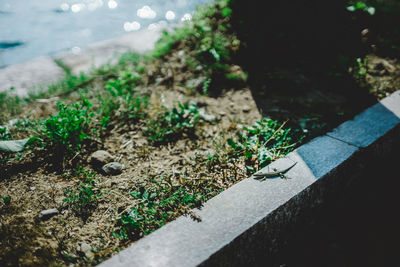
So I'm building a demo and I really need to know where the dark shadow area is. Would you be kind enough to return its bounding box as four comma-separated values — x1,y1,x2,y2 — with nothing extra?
228,0,400,137
267,146,400,267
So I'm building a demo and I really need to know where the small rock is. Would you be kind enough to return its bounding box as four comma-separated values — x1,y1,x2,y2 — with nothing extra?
8,118,19,127
186,77,206,90
39,208,59,220
79,242,94,259
119,185,126,190
177,50,185,57
219,111,226,116
30,186,36,191
90,150,114,167
102,162,124,175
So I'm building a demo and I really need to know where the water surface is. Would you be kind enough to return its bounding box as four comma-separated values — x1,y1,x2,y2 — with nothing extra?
0,0,210,68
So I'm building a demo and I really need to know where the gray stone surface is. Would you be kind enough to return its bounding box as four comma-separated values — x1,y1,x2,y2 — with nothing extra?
102,162,124,175
55,28,161,74
0,57,64,97
78,242,94,259
380,90,400,118
90,150,114,167
38,208,59,220
327,92,400,148
296,135,358,179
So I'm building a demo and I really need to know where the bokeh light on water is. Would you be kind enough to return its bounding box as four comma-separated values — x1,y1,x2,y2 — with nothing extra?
0,0,211,68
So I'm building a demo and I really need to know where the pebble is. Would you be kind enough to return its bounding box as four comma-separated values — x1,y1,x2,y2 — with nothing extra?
30,186,36,191
78,242,94,259
102,162,124,175
177,50,185,57
90,150,114,167
186,77,206,90
39,208,59,220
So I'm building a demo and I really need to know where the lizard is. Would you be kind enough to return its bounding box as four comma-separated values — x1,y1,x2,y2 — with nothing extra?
253,162,297,180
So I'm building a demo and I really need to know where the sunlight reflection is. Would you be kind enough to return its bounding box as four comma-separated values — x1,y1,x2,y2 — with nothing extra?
108,0,117,9
87,0,103,11
71,3,85,13
137,5,157,19
123,21,141,31
60,3,69,12
165,10,175,20
181,13,192,21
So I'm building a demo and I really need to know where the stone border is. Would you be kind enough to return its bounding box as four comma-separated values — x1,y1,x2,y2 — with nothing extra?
99,90,400,267
0,29,161,97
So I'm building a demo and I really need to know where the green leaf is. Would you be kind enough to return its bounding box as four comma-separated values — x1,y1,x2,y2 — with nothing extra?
221,7,232,17
227,138,239,149
209,48,220,61
0,137,39,153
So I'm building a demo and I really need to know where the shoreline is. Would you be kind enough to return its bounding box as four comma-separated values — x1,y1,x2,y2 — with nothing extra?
0,28,162,97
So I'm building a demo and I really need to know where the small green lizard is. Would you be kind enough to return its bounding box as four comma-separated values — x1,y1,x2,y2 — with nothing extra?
253,162,297,180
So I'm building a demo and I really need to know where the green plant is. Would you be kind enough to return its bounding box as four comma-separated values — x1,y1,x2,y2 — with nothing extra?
114,183,203,241
31,71,93,100
0,91,23,124
99,69,147,124
144,103,201,144
63,170,100,214
355,57,368,76
105,70,141,97
347,1,376,15
150,0,238,94
42,98,94,155
2,196,11,204
0,126,11,140
152,27,194,58
227,119,298,173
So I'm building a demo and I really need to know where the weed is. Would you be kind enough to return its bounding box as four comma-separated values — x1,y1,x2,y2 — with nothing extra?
32,71,93,99
99,69,147,125
144,103,201,145
227,119,298,173
1,196,11,204
152,27,194,58
0,126,11,140
355,57,368,77
114,183,204,241
150,0,238,94
63,170,100,215
347,1,375,15
105,70,141,96
42,98,94,155
0,92,23,124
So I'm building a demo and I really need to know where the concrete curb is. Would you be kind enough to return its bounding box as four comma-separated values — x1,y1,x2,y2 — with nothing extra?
0,29,161,97
99,90,400,267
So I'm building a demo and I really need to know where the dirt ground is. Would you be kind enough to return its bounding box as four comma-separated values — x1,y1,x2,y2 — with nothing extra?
1,41,399,266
